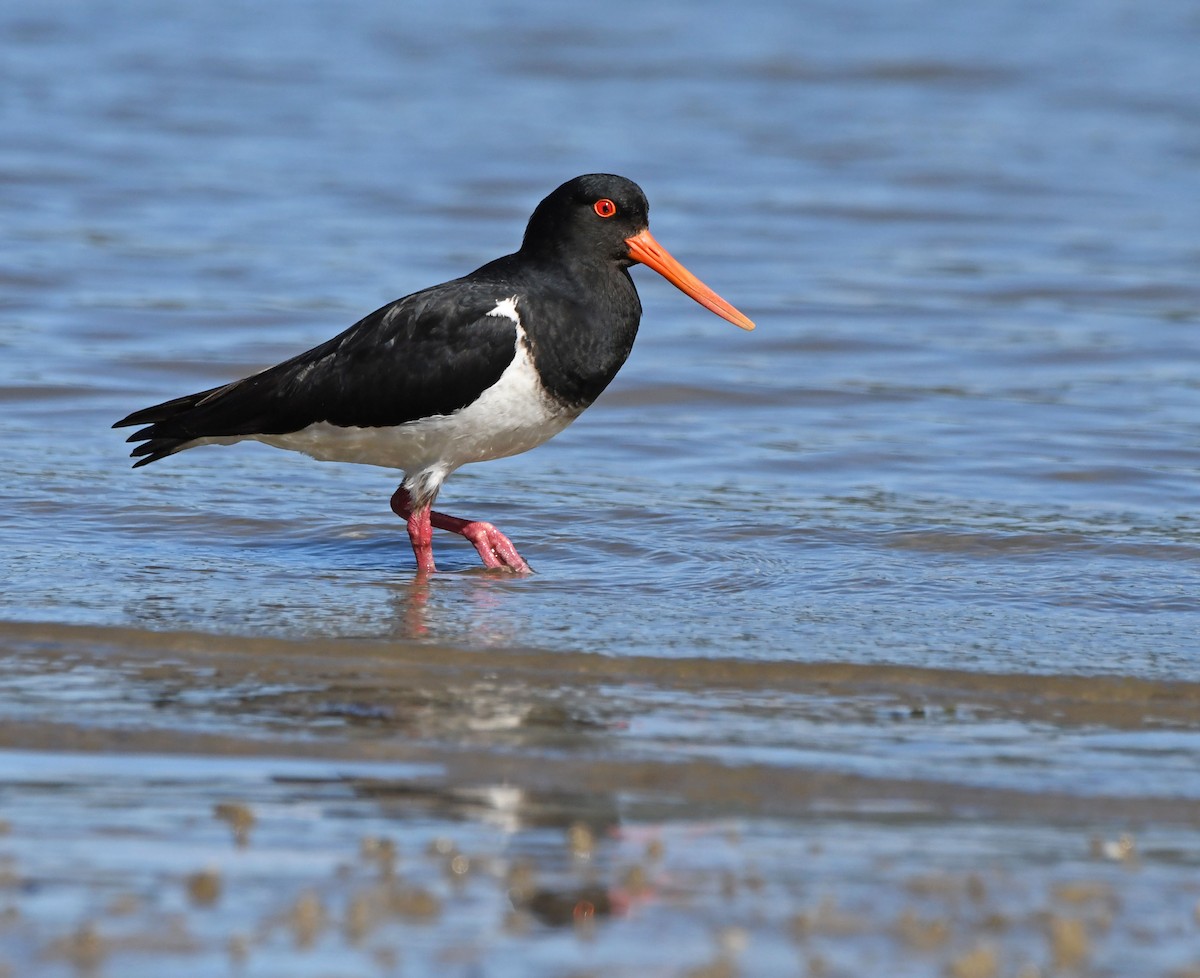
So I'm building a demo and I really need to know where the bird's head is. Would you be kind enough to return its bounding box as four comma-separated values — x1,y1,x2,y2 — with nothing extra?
522,174,754,331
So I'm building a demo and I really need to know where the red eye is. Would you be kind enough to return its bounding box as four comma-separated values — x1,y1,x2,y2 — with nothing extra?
593,198,617,218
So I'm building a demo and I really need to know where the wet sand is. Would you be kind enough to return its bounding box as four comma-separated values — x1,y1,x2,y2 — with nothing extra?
3,621,1200,977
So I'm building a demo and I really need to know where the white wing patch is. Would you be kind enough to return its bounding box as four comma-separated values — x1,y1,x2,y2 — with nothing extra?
487,296,521,324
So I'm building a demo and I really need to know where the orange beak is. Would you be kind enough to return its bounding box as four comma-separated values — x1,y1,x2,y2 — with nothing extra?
625,228,755,331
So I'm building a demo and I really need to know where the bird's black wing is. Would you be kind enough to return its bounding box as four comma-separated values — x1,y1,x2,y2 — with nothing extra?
114,278,522,467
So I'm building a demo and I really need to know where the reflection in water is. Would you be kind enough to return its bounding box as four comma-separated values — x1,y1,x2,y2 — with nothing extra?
384,572,525,646
348,777,622,841
394,574,432,639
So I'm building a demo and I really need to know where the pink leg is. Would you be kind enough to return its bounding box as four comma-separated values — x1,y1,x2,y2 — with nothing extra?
389,487,532,574
391,492,437,575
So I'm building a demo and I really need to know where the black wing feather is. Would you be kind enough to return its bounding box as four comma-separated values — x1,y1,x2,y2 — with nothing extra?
114,276,522,467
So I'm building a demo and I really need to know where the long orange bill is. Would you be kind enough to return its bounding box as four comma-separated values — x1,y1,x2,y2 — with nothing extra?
625,228,755,331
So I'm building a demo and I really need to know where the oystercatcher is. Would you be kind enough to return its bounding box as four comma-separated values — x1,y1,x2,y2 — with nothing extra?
115,174,754,574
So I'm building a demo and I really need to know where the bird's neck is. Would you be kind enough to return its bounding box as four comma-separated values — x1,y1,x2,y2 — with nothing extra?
519,259,642,411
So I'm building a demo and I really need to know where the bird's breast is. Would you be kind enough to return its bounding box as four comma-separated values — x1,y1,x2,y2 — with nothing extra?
518,272,641,410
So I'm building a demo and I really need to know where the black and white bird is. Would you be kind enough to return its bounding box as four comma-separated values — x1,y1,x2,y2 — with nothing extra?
115,174,754,574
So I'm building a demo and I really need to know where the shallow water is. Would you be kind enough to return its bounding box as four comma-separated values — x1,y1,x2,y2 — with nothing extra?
3,0,1200,975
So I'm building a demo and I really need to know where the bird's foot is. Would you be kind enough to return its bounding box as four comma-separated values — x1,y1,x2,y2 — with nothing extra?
390,486,531,574
455,520,532,574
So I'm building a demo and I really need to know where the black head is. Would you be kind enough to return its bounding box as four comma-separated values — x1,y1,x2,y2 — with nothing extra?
521,174,650,265
520,174,755,331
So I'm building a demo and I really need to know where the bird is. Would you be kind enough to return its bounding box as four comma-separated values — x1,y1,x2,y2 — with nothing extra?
114,173,754,575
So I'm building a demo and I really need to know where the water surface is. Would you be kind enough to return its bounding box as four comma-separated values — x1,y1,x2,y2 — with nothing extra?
2,0,1199,974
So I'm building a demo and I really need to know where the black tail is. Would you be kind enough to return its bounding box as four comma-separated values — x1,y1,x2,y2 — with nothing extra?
113,384,232,467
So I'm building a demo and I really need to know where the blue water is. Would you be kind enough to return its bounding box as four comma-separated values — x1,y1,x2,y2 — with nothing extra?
2,1,1200,975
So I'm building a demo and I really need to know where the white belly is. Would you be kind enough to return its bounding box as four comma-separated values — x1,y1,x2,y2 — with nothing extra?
250,379,575,473
227,310,575,476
